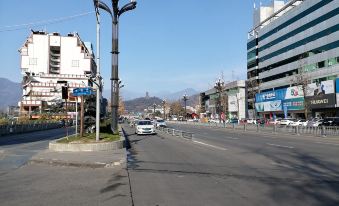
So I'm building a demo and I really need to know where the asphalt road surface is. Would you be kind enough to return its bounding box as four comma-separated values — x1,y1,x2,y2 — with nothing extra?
124,123,339,206
0,127,73,175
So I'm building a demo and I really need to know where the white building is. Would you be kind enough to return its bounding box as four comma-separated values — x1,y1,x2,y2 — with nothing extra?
18,31,96,116
201,80,247,120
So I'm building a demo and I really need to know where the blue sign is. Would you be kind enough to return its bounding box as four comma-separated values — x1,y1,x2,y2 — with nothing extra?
255,88,287,103
336,78,339,93
73,87,93,96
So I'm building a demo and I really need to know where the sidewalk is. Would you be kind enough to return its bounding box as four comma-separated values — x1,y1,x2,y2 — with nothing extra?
29,148,127,168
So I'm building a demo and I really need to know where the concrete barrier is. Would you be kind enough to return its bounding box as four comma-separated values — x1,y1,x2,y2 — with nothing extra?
49,131,125,152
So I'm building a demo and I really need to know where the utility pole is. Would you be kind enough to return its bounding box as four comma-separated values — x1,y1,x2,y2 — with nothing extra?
214,78,224,123
162,99,166,120
94,0,101,141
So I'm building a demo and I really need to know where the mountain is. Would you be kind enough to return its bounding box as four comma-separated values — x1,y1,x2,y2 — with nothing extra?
0,78,21,111
156,88,199,101
124,96,163,113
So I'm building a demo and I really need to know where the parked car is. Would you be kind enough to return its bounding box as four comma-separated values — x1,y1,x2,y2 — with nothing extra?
135,120,156,135
156,119,167,128
307,119,324,127
209,119,220,123
290,119,305,127
322,117,339,126
280,118,296,126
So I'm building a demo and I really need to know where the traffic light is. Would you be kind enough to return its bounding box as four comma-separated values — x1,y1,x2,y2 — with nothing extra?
62,86,68,99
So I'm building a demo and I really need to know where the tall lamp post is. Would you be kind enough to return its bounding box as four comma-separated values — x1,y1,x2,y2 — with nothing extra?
94,0,137,134
182,94,189,120
214,78,224,123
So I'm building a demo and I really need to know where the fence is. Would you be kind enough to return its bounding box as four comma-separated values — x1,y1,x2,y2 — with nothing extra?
0,121,61,136
157,127,194,140
169,121,339,137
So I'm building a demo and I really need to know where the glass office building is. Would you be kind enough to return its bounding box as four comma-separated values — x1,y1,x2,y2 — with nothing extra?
247,0,339,118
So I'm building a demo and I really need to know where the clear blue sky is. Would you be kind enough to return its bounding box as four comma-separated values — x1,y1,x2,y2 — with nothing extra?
0,0,255,97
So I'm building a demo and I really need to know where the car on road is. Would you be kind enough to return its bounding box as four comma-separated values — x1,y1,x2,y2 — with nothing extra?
155,119,167,128
268,118,281,125
290,119,306,127
322,117,339,126
280,118,295,126
307,119,324,127
135,120,156,135
229,118,239,124
246,119,257,124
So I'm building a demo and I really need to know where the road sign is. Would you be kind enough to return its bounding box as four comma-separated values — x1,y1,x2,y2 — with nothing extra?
73,87,93,96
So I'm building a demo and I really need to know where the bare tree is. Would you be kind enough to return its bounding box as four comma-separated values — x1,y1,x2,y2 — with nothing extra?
246,79,260,119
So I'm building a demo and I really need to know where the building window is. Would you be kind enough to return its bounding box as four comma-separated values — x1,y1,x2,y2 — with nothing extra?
72,60,79,67
29,58,37,65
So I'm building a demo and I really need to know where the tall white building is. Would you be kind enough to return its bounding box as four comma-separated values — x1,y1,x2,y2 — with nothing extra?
18,31,97,116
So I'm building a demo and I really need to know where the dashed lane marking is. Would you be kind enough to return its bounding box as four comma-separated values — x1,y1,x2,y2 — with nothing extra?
193,140,227,151
315,142,339,146
266,143,294,149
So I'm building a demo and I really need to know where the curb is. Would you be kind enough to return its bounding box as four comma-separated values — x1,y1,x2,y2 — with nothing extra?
28,158,125,169
49,134,125,152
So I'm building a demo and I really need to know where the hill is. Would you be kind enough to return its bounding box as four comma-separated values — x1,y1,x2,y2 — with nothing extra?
124,96,163,113
0,78,21,111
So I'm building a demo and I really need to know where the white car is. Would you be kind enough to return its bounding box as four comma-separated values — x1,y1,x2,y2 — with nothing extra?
280,118,296,126
290,120,305,127
135,120,156,135
156,119,167,128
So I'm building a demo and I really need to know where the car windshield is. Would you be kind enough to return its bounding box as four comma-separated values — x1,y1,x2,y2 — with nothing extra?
138,121,152,125
157,120,164,123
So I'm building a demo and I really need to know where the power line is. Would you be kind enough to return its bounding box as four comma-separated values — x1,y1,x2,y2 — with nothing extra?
0,11,95,33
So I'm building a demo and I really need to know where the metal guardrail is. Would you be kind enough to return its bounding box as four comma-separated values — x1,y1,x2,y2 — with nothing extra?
156,127,194,140
169,121,339,137
0,122,61,136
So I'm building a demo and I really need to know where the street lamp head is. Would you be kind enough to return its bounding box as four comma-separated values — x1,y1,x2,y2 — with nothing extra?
97,0,113,17
118,1,137,16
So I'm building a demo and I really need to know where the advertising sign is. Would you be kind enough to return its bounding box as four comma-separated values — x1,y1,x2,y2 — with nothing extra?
336,78,339,107
306,94,336,109
282,98,304,110
228,95,238,112
255,100,282,112
306,80,334,96
285,86,304,99
255,88,286,103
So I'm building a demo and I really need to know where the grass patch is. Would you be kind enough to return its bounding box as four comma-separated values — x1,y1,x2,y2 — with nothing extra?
57,132,120,143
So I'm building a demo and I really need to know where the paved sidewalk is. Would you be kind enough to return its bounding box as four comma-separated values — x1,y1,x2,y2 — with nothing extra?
29,148,127,168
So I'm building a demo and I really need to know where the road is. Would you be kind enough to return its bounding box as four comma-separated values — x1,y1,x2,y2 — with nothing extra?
0,127,73,175
124,123,339,206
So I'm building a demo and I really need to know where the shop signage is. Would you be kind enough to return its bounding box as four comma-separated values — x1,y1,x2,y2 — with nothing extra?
285,86,304,99
282,97,304,110
255,89,286,103
306,94,336,109
336,78,339,107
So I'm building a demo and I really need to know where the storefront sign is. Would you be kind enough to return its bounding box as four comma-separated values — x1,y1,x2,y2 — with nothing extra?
282,98,304,110
306,94,336,109
255,89,286,103
336,78,339,107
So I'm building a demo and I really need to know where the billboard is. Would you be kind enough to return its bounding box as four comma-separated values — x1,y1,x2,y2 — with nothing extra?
228,95,238,112
255,100,282,112
306,80,334,96
285,86,304,99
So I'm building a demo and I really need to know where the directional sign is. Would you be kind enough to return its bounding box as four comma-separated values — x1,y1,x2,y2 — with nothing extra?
73,87,93,96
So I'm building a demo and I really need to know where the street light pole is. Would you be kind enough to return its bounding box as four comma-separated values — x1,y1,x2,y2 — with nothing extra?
153,103,156,117
182,94,189,120
93,0,101,141
94,0,137,134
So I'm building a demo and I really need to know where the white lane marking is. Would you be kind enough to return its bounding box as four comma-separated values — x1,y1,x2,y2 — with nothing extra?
225,136,239,140
266,143,294,149
193,140,227,151
315,142,339,146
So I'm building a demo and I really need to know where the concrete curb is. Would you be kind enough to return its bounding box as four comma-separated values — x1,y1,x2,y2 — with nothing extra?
28,158,125,169
49,135,125,152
